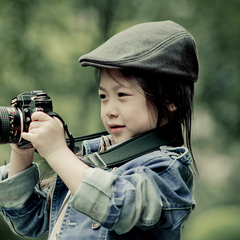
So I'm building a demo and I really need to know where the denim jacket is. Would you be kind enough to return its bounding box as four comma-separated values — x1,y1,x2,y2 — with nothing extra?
0,136,195,240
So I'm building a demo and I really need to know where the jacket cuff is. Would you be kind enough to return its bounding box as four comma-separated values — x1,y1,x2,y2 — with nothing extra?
0,163,39,208
70,167,116,223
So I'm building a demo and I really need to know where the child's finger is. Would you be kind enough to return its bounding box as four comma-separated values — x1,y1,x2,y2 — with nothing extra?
53,117,63,127
31,111,52,122
21,132,32,142
28,121,42,130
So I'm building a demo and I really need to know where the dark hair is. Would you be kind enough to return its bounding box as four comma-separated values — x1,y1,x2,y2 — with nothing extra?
98,68,198,175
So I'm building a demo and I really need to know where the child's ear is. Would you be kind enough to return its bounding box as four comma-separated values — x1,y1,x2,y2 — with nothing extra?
167,103,177,112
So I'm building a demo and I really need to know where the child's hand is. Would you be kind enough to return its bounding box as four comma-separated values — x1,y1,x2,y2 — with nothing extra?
10,143,35,165
21,111,68,159
10,143,35,156
9,144,35,177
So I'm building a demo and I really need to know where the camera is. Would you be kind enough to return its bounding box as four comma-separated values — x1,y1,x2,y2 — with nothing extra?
0,90,53,146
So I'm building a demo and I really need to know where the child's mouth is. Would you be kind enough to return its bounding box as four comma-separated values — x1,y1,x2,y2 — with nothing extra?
109,125,125,134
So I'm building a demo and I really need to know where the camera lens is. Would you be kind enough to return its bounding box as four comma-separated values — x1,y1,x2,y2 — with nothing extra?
0,107,23,144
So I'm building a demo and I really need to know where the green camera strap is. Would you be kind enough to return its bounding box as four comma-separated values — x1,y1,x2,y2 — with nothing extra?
78,124,178,169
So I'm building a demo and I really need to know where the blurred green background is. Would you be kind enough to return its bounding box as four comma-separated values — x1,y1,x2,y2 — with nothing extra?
0,0,240,239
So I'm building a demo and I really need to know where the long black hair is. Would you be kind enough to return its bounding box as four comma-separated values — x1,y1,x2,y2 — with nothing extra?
96,68,198,175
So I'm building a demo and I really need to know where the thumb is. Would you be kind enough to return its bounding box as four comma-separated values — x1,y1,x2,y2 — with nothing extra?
21,132,32,142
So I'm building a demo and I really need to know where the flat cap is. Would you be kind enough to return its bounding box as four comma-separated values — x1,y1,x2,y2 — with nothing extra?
79,20,199,82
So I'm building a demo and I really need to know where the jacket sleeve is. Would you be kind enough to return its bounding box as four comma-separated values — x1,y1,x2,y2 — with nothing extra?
0,164,39,208
70,167,163,234
0,163,49,238
70,147,195,235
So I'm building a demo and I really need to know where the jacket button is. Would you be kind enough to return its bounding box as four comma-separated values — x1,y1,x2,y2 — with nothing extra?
92,222,100,229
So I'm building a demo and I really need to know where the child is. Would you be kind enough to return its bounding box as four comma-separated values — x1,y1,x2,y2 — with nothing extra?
0,20,199,240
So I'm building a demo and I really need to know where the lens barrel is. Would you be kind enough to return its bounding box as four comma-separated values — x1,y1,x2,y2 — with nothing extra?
0,107,10,143
0,107,23,144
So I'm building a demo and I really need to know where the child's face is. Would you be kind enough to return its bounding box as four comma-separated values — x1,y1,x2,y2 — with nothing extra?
99,69,158,144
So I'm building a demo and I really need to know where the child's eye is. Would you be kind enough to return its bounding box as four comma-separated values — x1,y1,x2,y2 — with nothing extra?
99,94,106,99
118,92,128,97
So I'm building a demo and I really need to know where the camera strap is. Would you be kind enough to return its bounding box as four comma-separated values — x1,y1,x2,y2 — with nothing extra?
48,112,179,168
78,124,178,169
47,111,75,152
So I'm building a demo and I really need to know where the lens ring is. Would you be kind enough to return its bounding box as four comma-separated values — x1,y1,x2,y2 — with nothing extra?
18,108,23,143
0,107,10,144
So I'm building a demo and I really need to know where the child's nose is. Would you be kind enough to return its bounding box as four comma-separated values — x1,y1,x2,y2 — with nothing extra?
106,102,119,118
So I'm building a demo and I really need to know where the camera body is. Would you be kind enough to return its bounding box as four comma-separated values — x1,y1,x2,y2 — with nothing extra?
0,90,52,145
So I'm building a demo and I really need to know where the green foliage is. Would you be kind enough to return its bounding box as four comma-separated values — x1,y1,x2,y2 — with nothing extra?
183,206,240,240
0,0,239,239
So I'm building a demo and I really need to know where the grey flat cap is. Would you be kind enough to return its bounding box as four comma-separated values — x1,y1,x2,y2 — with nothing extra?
79,20,199,82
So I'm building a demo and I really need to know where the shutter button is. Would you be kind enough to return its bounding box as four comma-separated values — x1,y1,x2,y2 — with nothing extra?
92,222,100,229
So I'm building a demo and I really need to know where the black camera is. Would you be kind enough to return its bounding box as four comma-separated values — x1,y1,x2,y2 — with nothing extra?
0,90,53,146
